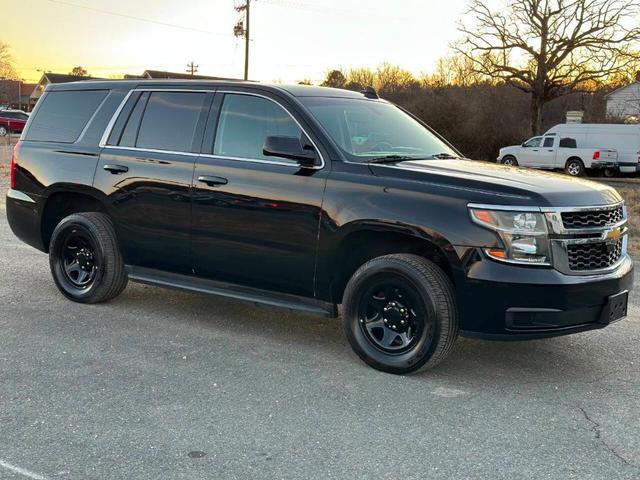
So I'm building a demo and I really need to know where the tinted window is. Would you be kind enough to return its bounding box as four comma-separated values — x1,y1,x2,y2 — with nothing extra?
135,91,206,152
559,137,577,148
1,112,16,119
26,90,107,143
118,92,150,147
214,94,303,161
543,137,555,148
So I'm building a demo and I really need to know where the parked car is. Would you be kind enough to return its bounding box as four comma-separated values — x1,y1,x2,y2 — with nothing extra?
498,133,619,176
0,109,29,136
6,81,633,374
544,123,640,174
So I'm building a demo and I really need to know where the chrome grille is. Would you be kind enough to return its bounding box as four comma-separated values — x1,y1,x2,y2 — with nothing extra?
561,206,623,229
566,239,624,271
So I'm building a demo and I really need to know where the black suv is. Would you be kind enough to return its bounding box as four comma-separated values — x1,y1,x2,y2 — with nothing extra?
6,80,633,374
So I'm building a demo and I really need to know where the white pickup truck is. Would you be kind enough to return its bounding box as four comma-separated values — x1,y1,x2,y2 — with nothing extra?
497,133,618,176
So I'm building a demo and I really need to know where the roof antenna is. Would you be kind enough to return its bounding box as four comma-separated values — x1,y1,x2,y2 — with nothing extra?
361,86,379,99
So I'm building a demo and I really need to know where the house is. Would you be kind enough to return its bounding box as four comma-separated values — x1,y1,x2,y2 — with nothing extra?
0,80,37,111
124,69,238,81
30,72,106,106
606,72,640,120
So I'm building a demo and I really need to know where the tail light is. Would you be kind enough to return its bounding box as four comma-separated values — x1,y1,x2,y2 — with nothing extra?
10,141,21,189
592,151,600,160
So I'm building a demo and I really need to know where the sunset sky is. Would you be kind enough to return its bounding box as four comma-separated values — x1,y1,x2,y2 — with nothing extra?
5,0,469,83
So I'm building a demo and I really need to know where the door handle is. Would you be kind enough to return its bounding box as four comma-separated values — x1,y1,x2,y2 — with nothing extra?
198,175,228,186
532,149,539,152
103,164,129,174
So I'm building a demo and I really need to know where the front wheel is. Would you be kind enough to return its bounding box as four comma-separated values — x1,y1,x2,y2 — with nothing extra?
565,158,585,177
0,125,8,137
49,212,128,303
342,254,458,374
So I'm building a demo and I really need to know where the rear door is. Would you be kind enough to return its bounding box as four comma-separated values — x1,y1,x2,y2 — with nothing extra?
191,90,329,297
95,88,212,273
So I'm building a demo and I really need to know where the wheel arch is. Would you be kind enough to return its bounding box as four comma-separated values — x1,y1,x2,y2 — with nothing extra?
41,185,111,252
325,221,460,305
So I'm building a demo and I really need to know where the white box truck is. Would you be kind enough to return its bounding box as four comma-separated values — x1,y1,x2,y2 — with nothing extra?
498,124,640,176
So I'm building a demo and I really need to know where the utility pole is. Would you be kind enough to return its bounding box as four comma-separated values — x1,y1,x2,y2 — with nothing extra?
185,61,199,76
234,0,251,80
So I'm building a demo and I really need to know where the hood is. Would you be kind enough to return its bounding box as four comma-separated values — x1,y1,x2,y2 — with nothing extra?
369,159,622,208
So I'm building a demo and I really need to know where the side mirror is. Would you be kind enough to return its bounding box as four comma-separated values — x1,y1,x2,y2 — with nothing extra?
522,142,527,147
263,136,317,168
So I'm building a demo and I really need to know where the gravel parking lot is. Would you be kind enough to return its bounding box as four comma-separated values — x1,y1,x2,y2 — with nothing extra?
1,143,640,479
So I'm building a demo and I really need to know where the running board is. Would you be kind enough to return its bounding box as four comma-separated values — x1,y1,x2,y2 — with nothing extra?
125,266,338,318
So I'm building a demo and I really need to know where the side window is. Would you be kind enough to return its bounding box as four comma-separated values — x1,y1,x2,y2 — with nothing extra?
134,91,207,152
559,137,577,148
214,94,303,161
25,90,108,143
543,137,555,148
118,92,150,147
524,137,541,148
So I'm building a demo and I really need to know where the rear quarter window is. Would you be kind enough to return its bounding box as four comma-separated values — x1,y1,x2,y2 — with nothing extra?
25,90,108,143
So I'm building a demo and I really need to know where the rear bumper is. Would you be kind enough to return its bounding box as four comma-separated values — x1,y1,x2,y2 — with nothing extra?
457,252,634,340
590,161,618,169
6,189,46,252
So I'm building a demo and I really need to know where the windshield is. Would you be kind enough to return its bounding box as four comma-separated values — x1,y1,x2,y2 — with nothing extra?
299,97,459,162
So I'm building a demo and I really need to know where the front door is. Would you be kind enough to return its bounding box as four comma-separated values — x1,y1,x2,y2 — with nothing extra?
536,135,557,168
95,89,211,273
519,136,542,166
191,91,328,297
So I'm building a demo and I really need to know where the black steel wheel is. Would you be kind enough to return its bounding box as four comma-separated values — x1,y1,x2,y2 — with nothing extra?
342,254,458,374
49,212,127,303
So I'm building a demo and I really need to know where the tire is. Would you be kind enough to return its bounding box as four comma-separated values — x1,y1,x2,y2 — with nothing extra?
565,158,585,177
0,125,7,137
603,167,618,178
501,155,518,166
342,254,458,374
49,212,128,303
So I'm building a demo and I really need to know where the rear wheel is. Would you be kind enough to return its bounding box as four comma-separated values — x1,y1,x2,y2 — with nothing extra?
565,158,585,177
49,212,127,303
501,155,518,166
0,125,8,136
342,254,458,374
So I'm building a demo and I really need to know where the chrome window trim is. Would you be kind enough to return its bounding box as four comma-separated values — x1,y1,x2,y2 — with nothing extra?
200,154,302,168
101,145,197,157
76,90,111,143
98,88,325,170
98,89,135,147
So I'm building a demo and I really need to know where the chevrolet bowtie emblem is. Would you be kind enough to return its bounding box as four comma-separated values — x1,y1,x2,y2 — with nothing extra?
605,227,623,242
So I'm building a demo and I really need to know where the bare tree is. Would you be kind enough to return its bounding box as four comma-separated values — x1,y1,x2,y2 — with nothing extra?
0,42,18,80
457,0,640,134
69,66,89,77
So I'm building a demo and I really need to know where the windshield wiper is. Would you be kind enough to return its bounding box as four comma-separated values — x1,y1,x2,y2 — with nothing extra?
428,152,460,159
367,155,425,164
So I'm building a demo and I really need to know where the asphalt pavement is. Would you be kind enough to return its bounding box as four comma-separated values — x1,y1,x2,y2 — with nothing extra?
1,182,639,480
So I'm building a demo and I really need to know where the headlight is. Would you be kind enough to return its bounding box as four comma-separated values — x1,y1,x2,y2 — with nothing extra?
469,207,551,265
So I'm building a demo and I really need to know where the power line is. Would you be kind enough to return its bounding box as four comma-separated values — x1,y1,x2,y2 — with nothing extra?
40,0,233,37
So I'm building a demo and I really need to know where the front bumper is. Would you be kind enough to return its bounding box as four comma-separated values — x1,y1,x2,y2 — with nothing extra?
456,252,634,340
